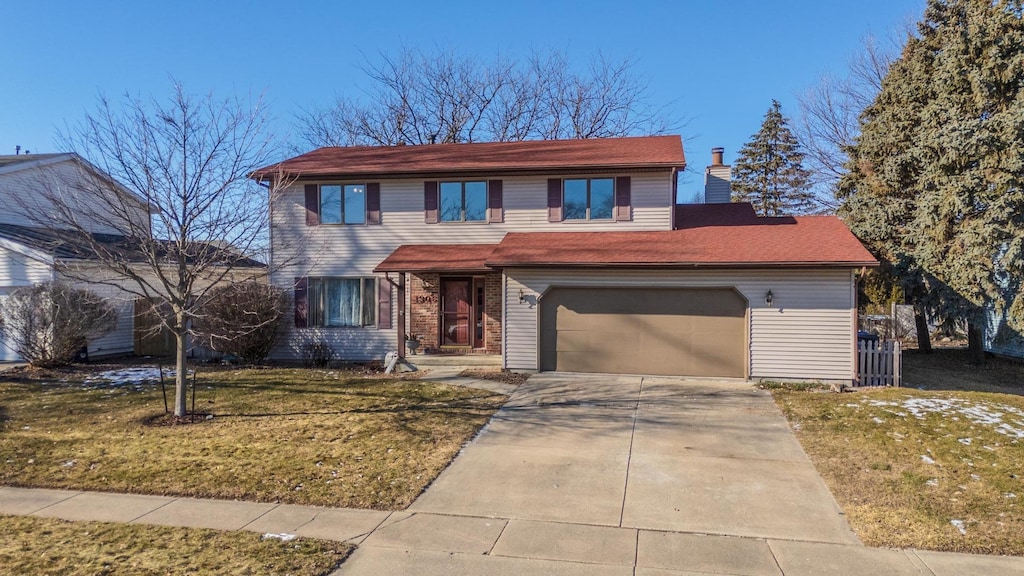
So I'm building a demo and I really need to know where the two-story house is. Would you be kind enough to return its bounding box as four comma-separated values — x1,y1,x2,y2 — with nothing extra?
259,136,878,382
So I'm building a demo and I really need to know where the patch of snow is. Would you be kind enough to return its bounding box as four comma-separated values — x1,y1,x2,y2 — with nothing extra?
62,460,76,468
1005,493,1017,499
84,367,166,387
971,474,981,481
261,533,297,542
872,417,885,424
926,479,939,487
950,519,967,535
862,397,1024,439
921,455,936,465
958,438,973,445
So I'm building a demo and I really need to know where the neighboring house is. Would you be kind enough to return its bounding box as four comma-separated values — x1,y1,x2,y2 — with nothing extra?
0,153,152,361
257,136,878,383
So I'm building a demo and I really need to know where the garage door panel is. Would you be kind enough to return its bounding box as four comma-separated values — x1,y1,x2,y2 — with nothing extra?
540,287,746,378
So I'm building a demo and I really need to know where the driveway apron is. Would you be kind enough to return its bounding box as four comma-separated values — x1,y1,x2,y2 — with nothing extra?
408,373,858,544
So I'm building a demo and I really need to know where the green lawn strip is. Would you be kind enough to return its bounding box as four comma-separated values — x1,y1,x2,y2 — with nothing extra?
0,514,349,576
0,366,506,509
773,386,1024,555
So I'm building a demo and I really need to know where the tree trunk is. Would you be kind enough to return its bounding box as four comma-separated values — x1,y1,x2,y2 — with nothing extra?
913,302,932,353
173,311,188,417
967,321,986,366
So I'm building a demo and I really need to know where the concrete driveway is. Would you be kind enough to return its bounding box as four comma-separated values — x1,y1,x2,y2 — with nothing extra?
334,374,890,575
407,373,857,543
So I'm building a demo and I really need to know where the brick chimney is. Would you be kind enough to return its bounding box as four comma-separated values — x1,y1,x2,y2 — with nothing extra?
704,147,731,203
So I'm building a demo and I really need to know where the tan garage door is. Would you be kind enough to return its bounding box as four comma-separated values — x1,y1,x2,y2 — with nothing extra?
539,287,747,377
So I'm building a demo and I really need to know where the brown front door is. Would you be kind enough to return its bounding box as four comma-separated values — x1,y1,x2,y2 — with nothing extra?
441,278,472,346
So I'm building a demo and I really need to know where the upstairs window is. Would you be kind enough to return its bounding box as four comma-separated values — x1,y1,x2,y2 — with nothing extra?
563,178,614,220
319,184,366,225
440,181,487,222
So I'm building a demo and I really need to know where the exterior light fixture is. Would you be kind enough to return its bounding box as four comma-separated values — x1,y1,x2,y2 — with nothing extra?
765,290,774,307
518,289,526,304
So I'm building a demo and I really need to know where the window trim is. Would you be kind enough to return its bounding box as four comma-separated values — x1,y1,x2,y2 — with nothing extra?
317,183,368,226
562,177,615,221
439,180,488,223
306,276,377,328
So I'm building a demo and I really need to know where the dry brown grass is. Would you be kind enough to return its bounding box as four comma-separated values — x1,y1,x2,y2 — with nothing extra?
773,348,1024,555
0,364,505,509
0,514,349,575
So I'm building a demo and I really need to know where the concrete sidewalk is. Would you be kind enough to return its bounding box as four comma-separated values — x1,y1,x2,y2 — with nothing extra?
3,485,1023,575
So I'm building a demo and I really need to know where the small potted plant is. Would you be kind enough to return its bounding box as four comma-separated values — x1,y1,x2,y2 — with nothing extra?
405,334,421,355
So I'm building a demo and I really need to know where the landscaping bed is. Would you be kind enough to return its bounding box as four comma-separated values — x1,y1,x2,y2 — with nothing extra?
0,364,506,509
771,349,1024,555
0,514,349,575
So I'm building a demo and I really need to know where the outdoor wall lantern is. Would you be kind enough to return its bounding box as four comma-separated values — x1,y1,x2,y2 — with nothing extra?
518,288,526,304
765,290,774,307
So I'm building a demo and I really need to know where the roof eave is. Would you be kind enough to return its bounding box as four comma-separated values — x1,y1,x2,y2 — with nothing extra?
485,260,880,269
254,163,684,182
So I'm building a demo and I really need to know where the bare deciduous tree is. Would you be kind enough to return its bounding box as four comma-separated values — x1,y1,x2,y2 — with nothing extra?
193,282,289,364
26,82,292,416
796,34,901,211
0,281,117,367
298,47,677,147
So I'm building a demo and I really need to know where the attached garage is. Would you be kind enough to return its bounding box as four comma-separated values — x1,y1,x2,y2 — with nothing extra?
539,287,747,377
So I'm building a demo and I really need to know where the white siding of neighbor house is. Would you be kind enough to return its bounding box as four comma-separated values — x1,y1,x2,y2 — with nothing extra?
61,274,136,359
269,171,675,361
0,243,55,361
503,268,856,382
0,242,54,286
0,159,150,236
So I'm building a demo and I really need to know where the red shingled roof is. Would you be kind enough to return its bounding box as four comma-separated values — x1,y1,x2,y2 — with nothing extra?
255,136,685,179
485,205,877,268
371,204,877,272
374,244,497,273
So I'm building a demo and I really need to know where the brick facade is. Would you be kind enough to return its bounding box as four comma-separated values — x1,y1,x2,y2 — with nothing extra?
409,273,441,351
407,272,501,354
483,272,502,353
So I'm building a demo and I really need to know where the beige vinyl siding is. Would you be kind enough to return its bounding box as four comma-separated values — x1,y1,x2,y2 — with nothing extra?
504,268,856,382
270,171,674,361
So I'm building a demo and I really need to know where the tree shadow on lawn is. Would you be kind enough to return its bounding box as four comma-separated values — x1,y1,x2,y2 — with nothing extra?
903,347,1024,395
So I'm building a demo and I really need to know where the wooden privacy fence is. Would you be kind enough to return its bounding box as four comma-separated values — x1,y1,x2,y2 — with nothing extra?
857,339,902,387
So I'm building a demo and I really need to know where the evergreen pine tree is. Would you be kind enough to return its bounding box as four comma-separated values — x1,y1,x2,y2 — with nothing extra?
911,0,1024,361
840,0,1024,362
731,100,815,216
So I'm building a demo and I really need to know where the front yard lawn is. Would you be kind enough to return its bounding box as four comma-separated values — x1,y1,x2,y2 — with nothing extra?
0,364,506,509
0,514,349,575
772,350,1024,555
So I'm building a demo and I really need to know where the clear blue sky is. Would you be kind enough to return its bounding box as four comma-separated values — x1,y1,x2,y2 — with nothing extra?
0,0,922,198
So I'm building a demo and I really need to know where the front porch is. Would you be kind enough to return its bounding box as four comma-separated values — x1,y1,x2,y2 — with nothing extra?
374,243,503,360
